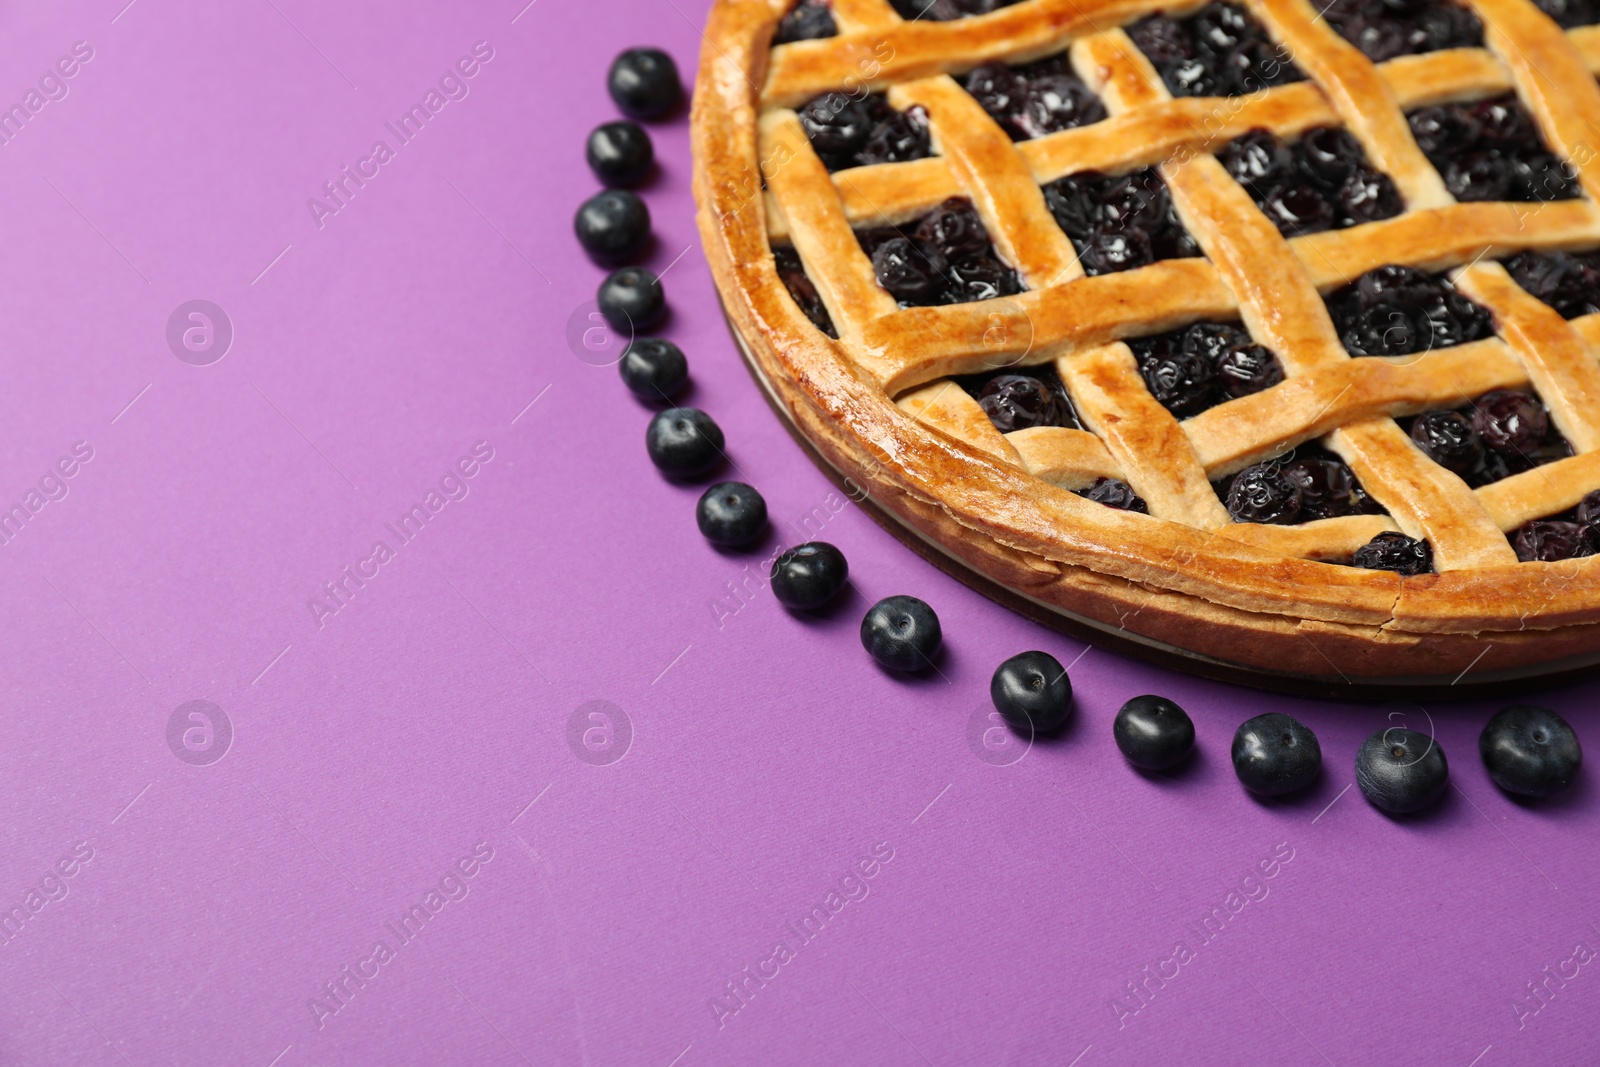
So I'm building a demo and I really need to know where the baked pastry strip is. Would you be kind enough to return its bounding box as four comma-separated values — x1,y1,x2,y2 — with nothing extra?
1253,0,1451,208
1477,449,1600,528
1005,425,1127,489
1184,340,1532,475
1058,345,1233,528
828,0,901,34
1470,0,1600,203
887,75,1081,287
1329,421,1520,568
758,110,899,343
1215,514,1399,559
1453,262,1600,454
896,380,1026,466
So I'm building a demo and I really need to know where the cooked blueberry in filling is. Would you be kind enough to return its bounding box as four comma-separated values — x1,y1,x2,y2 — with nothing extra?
1127,320,1283,417
774,245,837,337
1529,0,1600,28
1220,127,1403,236
798,92,932,172
1044,169,1200,276
1326,265,1494,356
1507,489,1600,561
1127,3,1305,97
958,366,1081,432
774,0,837,43
1321,0,1482,62
1400,389,1570,487
1213,442,1381,524
1079,477,1150,513
963,55,1106,141
889,0,1019,18
1352,531,1434,574
1408,95,1579,202
1505,250,1600,318
857,198,1023,307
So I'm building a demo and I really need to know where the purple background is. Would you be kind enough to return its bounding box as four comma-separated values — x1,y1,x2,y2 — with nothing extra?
0,0,1596,1063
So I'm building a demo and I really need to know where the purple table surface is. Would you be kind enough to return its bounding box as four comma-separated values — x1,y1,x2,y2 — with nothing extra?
0,1,1596,1064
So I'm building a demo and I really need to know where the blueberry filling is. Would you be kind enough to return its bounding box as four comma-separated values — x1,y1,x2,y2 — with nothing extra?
1408,95,1579,203
1044,168,1201,276
774,0,837,44
797,92,932,172
1127,320,1284,418
957,365,1081,432
1352,531,1434,574
1326,265,1494,356
962,55,1106,141
1079,477,1150,513
1399,389,1570,487
1220,127,1403,236
1212,442,1383,524
888,0,1020,19
1529,0,1600,28
774,245,837,337
1321,0,1482,62
856,198,1023,306
1504,250,1600,318
1507,489,1600,561
1127,3,1305,98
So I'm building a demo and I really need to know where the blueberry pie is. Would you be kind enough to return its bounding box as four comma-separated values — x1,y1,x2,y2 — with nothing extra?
693,0,1600,688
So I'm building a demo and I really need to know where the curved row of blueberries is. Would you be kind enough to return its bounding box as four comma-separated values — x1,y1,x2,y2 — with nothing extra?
995,668,1581,812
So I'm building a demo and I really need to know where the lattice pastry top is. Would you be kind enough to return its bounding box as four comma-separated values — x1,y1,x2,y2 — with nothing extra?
692,0,1600,680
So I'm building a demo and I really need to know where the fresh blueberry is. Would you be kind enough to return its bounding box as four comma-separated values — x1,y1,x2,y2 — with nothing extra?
1231,712,1321,796
1352,531,1433,574
574,189,651,263
860,595,943,671
696,482,767,547
598,266,664,330
1480,705,1583,798
645,407,724,479
990,650,1074,735
1114,695,1196,770
607,47,682,120
770,542,849,611
586,121,655,187
1356,727,1449,813
619,337,688,401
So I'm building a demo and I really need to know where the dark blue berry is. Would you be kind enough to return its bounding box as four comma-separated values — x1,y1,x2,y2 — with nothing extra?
990,650,1073,735
774,0,837,43
1512,520,1590,561
586,121,655,187
1356,727,1448,814
1114,695,1195,770
645,407,724,479
1079,477,1149,512
1283,458,1357,519
608,47,682,120
1225,463,1303,524
1232,713,1321,796
697,482,767,547
774,246,836,337
976,374,1069,432
1410,410,1483,477
598,267,664,330
1472,390,1547,456
798,93,874,170
1141,350,1217,417
770,542,849,610
574,190,650,263
1480,705,1583,798
1217,343,1284,398
619,337,688,401
1352,531,1432,575
860,595,942,671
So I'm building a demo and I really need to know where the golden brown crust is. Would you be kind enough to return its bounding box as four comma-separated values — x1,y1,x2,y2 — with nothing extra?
693,0,1600,683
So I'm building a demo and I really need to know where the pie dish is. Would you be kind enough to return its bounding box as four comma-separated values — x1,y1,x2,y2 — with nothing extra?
691,0,1600,691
